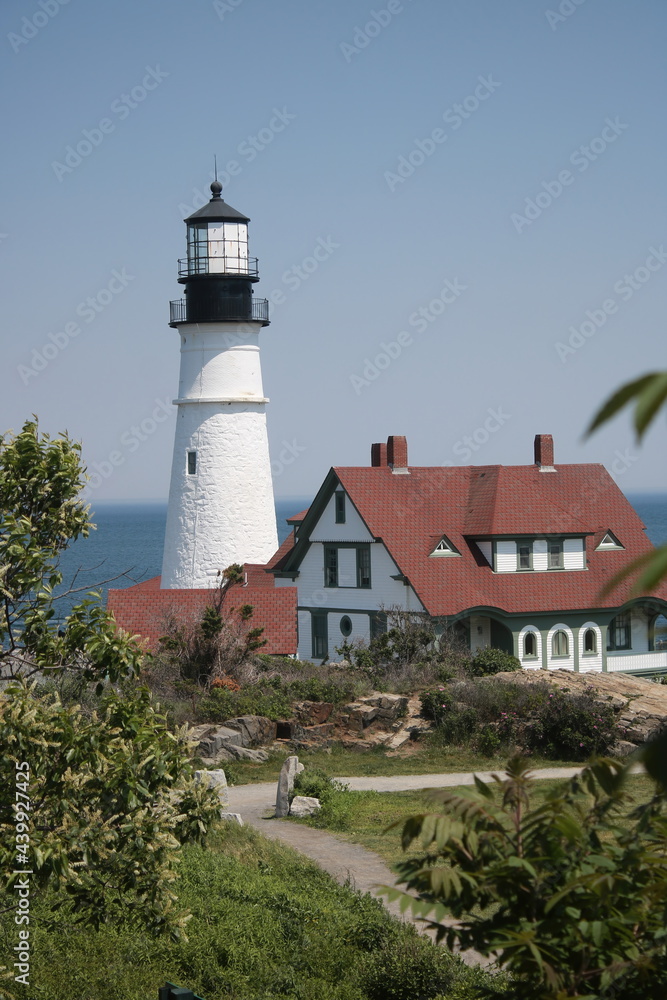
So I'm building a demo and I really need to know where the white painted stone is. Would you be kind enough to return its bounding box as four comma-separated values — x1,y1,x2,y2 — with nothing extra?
289,795,321,817
220,812,244,825
162,320,279,588
194,768,229,807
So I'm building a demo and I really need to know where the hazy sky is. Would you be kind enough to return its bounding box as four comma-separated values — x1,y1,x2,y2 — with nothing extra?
1,0,666,502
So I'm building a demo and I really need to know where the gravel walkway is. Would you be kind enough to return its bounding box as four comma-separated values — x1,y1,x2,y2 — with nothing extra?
226,765,585,967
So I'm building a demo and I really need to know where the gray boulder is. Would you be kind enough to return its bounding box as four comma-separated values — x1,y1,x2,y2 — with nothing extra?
217,745,269,762
275,755,304,818
290,795,321,817
222,715,277,747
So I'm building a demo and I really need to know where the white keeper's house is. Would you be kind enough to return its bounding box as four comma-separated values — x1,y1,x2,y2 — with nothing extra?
267,433,667,675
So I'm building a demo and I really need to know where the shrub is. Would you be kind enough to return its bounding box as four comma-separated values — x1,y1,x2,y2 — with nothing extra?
525,687,618,760
358,934,456,1000
475,727,502,757
421,678,618,761
469,647,521,676
292,767,347,804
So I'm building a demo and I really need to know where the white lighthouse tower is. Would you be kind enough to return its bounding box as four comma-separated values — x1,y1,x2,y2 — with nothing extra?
161,180,278,589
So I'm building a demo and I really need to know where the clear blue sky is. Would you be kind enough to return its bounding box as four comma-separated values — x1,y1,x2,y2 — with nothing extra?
1,0,666,501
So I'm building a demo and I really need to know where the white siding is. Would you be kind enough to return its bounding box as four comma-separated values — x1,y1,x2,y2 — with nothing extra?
476,541,492,566
295,541,422,614
469,615,491,652
495,540,517,573
518,625,542,669
533,539,548,572
310,492,373,543
564,538,585,570
607,651,667,672
547,623,574,671
297,609,312,660
578,622,602,672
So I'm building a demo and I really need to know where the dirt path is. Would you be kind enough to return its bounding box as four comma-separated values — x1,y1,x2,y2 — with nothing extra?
226,765,585,967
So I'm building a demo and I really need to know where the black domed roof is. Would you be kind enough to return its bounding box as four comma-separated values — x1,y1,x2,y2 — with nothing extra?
184,181,250,223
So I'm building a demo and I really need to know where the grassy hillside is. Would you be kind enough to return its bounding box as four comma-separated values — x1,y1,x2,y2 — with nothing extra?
1,822,507,1000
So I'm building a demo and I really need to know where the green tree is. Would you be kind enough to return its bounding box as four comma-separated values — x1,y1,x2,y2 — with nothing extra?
384,757,667,998
0,682,221,940
0,419,143,688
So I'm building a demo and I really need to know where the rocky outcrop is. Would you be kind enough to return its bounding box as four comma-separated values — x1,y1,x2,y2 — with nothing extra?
222,715,277,746
493,669,667,751
189,716,276,764
293,701,334,725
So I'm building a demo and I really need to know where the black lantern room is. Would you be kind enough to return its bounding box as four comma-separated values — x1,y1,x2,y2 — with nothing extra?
169,181,269,327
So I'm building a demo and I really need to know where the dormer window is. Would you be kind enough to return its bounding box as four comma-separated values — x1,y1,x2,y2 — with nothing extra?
548,540,563,569
517,542,532,570
430,535,460,557
596,531,624,550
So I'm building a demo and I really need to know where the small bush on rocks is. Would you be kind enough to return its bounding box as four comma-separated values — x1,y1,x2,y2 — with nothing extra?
422,679,619,762
469,647,521,676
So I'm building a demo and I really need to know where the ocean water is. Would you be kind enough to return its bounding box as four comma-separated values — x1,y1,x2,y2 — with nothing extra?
53,498,311,619
52,493,667,619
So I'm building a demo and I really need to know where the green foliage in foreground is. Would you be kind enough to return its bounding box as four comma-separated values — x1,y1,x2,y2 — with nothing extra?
0,683,221,941
0,419,143,687
0,823,507,1000
385,754,667,999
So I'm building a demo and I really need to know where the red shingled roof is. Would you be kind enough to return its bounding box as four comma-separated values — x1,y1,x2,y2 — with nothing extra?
108,571,297,654
332,463,667,617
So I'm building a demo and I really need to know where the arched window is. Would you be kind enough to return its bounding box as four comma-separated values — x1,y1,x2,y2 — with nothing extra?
607,613,631,651
583,628,597,654
552,630,569,657
523,632,537,658
650,614,667,651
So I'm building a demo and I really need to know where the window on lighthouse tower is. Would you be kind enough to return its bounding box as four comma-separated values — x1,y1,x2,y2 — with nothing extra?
187,451,197,475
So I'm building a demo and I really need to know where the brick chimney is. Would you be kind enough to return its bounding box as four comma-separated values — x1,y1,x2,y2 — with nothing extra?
534,434,555,471
371,436,409,472
387,435,408,473
371,442,387,467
